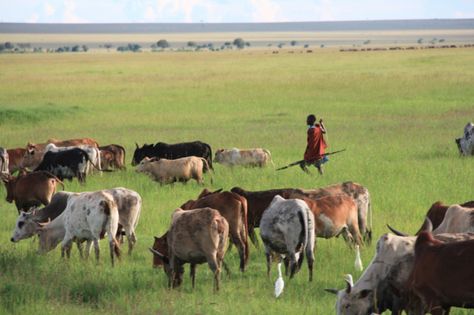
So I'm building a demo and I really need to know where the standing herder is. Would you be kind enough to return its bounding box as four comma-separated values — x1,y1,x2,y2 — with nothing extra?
300,114,328,174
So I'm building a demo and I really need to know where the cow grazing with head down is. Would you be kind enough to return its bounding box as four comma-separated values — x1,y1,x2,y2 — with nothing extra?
180,189,249,272
415,200,474,235
214,148,273,167
99,144,126,170
150,207,229,291
260,195,315,281
408,232,474,314
135,156,211,185
1,171,64,213
132,141,213,171
0,147,9,173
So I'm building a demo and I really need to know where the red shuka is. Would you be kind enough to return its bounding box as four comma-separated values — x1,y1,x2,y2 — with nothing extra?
304,124,327,161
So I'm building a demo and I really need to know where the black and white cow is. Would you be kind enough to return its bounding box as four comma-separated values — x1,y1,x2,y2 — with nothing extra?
0,147,9,173
131,141,213,171
34,148,95,183
260,195,315,281
455,122,474,155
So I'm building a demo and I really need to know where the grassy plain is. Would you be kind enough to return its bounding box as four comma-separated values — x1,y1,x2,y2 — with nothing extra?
0,48,473,314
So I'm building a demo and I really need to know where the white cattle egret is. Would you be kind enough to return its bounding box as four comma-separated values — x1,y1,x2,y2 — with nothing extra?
274,262,284,298
355,245,363,271
344,274,354,287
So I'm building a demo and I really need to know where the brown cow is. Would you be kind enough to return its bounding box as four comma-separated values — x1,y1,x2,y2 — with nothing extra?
180,189,249,272
415,200,474,235
230,186,305,246
150,207,229,291
6,148,27,174
1,171,64,213
99,144,126,170
407,231,474,314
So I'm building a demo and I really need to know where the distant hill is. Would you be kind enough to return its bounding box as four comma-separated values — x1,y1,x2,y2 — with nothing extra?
1,19,473,34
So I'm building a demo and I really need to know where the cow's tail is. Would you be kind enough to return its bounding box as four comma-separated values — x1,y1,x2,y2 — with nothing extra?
205,143,214,171
118,145,126,170
102,199,121,260
200,158,213,184
239,196,250,265
95,148,102,173
366,195,373,245
297,205,310,269
262,149,275,168
0,154,6,173
44,171,65,190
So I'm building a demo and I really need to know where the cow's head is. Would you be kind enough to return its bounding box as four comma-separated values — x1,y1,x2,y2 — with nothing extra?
1,173,16,203
131,143,154,166
11,210,41,242
197,188,223,199
150,233,169,268
213,149,225,163
326,280,373,315
135,157,152,173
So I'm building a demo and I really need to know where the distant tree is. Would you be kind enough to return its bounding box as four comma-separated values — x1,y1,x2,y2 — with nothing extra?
290,40,297,46
417,38,423,44
224,41,231,46
320,44,325,48
71,45,80,52
304,44,309,48
439,38,445,43
127,43,141,52
233,38,245,49
187,41,197,47
56,47,64,53
156,39,170,49
278,43,284,49
0,43,5,52
267,43,272,47
245,42,250,47
82,45,88,52
363,40,371,45
4,42,14,50
104,43,113,51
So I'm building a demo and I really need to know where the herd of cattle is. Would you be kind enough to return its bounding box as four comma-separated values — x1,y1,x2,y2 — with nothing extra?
0,130,473,314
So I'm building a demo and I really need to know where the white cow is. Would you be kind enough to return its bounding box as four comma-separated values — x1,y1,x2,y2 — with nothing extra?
45,143,101,174
214,148,273,167
260,195,315,281
433,204,474,234
456,122,474,155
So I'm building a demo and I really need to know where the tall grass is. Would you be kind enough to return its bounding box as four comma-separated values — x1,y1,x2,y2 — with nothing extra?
0,48,473,314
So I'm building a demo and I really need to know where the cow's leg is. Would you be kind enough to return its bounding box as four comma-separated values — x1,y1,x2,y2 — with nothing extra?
264,246,272,277
306,242,315,282
84,240,92,259
76,241,84,259
190,264,196,289
231,232,246,272
109,238,116,267
127,231,137,255
93,239,100,263
61,236,73,260
283,256,290,276
348,223,364,247
248,225,260,248
207,253,220,292
288,252,298,279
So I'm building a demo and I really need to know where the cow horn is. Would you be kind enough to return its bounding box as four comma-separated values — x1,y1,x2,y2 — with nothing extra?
345,280,352,294
324,288,339,295
386,224,409,237
149,247,165,258
419,217,433,233
36,218,51,227
135,142,139,149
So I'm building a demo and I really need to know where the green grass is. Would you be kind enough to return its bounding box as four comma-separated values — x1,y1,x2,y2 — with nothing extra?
0,48,473,314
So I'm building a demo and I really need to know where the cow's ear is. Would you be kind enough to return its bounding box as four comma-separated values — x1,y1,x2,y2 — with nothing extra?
135,142,139,149
358,289,371,299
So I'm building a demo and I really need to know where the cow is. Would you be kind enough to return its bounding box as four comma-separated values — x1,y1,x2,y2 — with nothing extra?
149,207,229,291
455,122,474,155
180,189,249,272
135,156,211,185
260,195,315,281
99,144,126,170
214,148,273,167
415,201,474,234
302,181,372,244
431,204,474,234
43,143,101,174
34,148,96,183
11,188,141,255
326,231,474,315
47,137,99,148
10,191,73,242
0,147,9,173
132,141,213,171
60,191,121,266
230,186,305,246
1,171,64,213
407,232,474,314
286,192,364,247
6,148,26,174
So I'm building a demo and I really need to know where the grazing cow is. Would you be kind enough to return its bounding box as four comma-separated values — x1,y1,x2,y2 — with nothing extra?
47,137,99,148
44,143,102,174
408,232,474,314
34,148,95,183
180,189,249,271
0,147,9,173
99,144,126,170
132,141,213,171
135,156,211,185
260,195,315,281
302,181,372,244
415,200,474,234
149,207,229,291
230,186,305,246
1,171,64,213
60,191,121,266
10,191,73,242
432,204,474,234
6,148,26,174
455,122,474,155
214,148,273,167
326,232,474,315
287,192,363,247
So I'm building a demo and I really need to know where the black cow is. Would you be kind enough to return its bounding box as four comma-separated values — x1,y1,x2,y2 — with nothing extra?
131,141,213,171
34,148,93,183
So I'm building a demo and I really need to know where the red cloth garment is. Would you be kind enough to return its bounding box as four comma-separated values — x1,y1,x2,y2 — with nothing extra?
304,124,327,161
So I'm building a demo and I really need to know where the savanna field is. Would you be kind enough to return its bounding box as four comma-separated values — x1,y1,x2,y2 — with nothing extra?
0,48,473,314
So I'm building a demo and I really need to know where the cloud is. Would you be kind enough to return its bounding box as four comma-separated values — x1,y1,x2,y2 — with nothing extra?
27,13,39,23
249,0,282,22
63,0,88,23
144,5,156,21
44,2,55,16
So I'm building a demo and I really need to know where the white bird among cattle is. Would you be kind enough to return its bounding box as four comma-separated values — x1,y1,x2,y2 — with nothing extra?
274,262,284,298
354,245,363,271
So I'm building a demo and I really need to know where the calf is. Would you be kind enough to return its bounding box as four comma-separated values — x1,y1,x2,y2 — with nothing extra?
408,232,474,314
99,144,126,170
135,156,211,185
150,207,229,291
34,148,93,183
1,171,64,213
214,148,273,167
260,195,315,281
0,147,9,173
181,189,249,271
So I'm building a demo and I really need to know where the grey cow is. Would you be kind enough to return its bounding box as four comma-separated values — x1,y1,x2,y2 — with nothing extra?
260,195,316,281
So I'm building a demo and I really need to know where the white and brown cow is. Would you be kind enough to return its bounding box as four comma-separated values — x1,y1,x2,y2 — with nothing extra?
260,195,315,281
214,148,273,167
150,207,229,291
135,156,211,185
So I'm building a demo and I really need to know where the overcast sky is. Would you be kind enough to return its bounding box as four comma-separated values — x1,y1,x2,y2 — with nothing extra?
1,0,473,23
